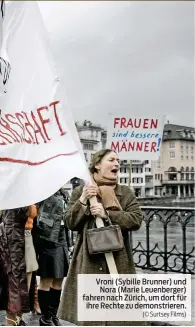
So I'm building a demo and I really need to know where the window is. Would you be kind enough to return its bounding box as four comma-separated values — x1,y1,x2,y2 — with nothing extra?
145,160,149,164
132,167,142,173
170,151,175,159
186,156,188,160
145,168,151,172
191,174,194,180
191,156,194,161
83,143,94,151
120,167,127,173
191,146,194,153
145,177,152,183
181,155,183,160
132,178,143,184
155,174,157,180
169,142,175,148
120,177,127,184
84,152,88,161
168,167,177,172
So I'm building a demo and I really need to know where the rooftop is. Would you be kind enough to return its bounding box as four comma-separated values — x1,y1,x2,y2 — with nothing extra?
76,120,103,131
163,123,195,141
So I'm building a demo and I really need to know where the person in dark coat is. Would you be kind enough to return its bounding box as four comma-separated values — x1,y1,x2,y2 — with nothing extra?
0,206,37,326
34,189,69,326
58,149,146,326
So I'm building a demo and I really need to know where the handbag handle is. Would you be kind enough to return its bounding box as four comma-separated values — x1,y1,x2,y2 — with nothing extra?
104,210,113,226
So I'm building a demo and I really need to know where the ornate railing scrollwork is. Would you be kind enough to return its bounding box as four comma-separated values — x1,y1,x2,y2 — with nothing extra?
131,206,195,274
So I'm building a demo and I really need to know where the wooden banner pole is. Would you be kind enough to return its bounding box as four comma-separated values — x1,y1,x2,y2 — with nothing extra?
128,160,132,187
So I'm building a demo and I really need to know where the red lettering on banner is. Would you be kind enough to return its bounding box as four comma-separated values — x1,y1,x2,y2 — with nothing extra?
37,106,51,141
151,142,157,152
144,142,149,152
151,119,158,129
21,112,36,144
111,141,119,152
136,142,143,151
0,100,67,146
111,141,157,153
113,118,159,129
31,111,47,144
134,119,141,128
0,132,12,145
128,142,135,151
114,118,120,128
5,114,23,142
121,141,127,151
120,117,127,128
50,101,66,136
15,113,29,143
0,111,18,142
143,119,149,129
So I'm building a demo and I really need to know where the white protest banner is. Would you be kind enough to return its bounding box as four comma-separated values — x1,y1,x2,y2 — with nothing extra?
0,1,91,209
0,0,10,96
107,114,165,160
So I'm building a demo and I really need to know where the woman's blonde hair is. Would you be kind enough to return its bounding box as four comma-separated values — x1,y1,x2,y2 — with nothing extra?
89,149,114,174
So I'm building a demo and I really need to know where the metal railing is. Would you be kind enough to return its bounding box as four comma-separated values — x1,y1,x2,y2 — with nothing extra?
131,206,195,274
69,207,195,275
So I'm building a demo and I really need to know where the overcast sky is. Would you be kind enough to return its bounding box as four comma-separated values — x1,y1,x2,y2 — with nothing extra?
38,1,194,129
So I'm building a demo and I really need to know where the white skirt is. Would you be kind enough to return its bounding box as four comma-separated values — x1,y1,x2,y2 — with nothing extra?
25,230,38,273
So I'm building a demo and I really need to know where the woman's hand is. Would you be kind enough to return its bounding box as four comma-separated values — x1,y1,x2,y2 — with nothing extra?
79,185,97,204
90,203,107,218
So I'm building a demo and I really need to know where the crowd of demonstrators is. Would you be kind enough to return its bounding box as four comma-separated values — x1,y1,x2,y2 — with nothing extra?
0,189,70,326
0,149,144,326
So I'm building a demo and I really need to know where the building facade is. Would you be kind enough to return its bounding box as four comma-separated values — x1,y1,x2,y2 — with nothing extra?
76,120,104,163
63,120,104,193
152,124,195,198
119,160,153,197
